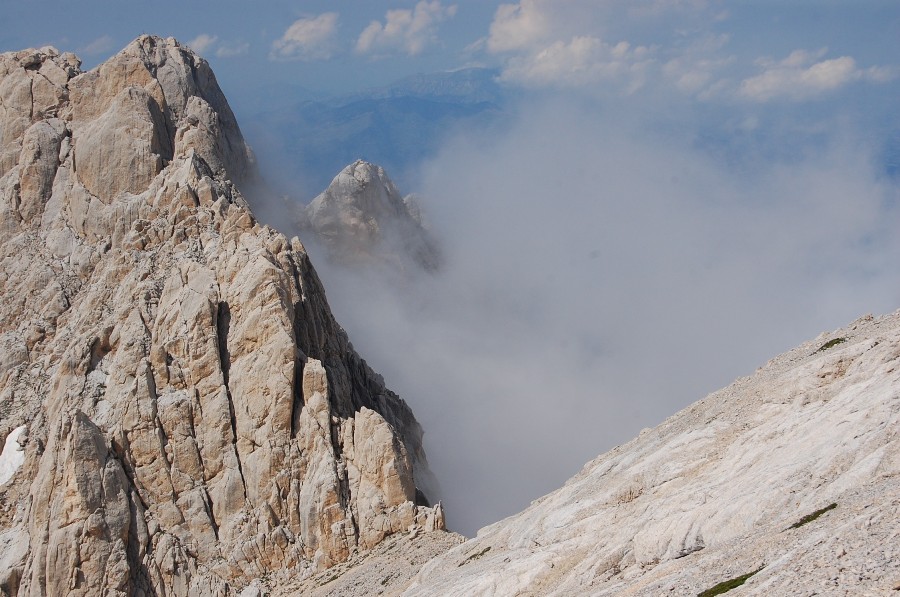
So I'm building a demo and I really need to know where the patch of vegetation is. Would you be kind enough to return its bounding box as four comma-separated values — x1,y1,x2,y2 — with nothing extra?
615,485,643,504
697,567,763,597
815,337,846,353
458,546,491,567
789,502,837,529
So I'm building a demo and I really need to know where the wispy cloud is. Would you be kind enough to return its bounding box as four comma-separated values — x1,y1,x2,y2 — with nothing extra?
187,33,218,55
188,34,250,59
78,34,115,57
270,12,339,61
356,1,458,57
661,33,733,95
487,0,551,53
500,35,654,90
215,42,249,58
739,49,897,102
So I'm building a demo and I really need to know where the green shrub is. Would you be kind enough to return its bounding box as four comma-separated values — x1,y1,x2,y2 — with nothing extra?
697,568,763,596
815,337,846,353
789,502,837,529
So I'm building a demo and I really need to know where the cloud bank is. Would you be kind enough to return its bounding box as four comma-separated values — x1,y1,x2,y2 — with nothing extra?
240,0,900,538
484,0,895,101
303,95,900,536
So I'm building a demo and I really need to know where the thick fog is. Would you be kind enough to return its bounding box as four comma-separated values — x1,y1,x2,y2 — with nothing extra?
287,94,900,537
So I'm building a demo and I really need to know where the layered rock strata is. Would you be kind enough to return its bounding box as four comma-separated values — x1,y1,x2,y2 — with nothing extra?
0,36,442,597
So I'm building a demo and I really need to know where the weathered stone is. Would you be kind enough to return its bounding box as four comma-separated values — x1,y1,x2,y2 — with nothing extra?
0,35,444,596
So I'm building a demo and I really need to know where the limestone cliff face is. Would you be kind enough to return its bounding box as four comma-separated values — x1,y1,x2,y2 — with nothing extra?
0,36,442,596
300,160,441,272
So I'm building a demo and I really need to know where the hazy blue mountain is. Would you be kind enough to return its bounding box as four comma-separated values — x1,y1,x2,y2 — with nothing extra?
367,67,506,104
243,68,508,198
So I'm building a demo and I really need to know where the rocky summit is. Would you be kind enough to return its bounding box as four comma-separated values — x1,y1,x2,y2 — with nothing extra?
299,160,441,273
0,35,445,596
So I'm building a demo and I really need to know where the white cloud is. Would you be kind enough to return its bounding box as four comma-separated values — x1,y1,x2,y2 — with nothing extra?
216,42,249,58
356,1,457,57
487,0,551,53
187,34,218,55
739,49,896,102
662,34,733,95
500,35,654,90
486,0,716,93
79,35,115,57
187,34,249,59
270,12,339,61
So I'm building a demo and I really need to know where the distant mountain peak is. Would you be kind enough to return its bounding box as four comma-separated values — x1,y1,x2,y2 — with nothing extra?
301,160,441,272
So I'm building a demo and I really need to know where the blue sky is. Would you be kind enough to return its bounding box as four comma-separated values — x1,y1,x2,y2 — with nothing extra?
4,2,900,535
3,1,898,109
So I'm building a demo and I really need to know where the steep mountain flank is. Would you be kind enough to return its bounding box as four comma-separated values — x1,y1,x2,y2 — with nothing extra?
0,36,443,596
404,311,900,595
300,160,441,272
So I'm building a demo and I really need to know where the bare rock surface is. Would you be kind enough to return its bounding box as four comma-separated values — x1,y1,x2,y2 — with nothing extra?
300,160,441,272
0,36,443,596
405,311,900,596
269,528,465,597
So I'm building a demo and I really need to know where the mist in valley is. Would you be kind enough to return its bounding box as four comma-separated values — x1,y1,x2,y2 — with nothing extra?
253,91,900,536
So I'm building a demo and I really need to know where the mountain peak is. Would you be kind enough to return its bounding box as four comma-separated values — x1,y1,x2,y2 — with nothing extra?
0,37,445,595
301,160,441,272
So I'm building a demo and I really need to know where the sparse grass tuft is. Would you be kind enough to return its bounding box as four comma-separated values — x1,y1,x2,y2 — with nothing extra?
697,567,763,597
789,502,837,529
815,337,846,353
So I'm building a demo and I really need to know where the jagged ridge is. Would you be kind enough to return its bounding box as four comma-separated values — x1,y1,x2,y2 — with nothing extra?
0,35,444,596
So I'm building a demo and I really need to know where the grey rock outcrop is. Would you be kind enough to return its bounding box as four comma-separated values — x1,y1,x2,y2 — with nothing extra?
0,36,443,596
300,160,441,272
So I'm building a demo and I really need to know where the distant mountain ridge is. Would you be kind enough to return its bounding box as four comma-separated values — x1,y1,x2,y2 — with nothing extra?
360,67,504,105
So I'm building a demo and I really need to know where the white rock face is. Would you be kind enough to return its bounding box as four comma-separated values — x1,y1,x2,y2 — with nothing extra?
0,36,443,596
301,160,441,272
405,311,900,595
0,426,26,485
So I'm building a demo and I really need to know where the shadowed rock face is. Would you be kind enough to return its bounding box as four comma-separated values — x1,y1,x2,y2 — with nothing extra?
0,35,443,596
